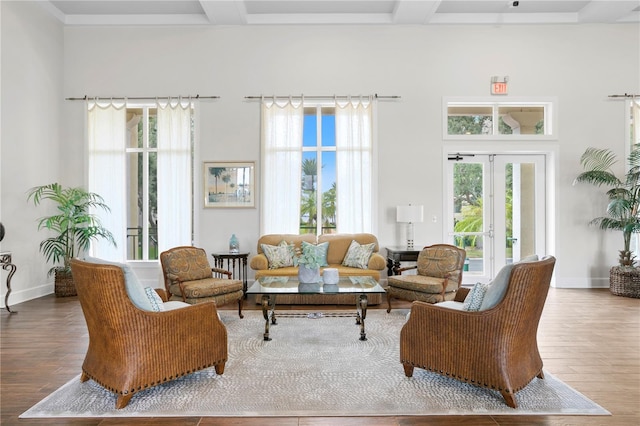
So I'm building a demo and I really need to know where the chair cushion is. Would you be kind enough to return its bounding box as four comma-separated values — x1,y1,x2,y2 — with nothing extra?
163,301,191,311
436,300,465,311
387,275,458,294
417,247,464,278
342,240,375,269
162,247,212,282
84,256,154,312
302,241,329,267
170,278,243,299
462,282,489,311
479,255,539,311
261,241,295,269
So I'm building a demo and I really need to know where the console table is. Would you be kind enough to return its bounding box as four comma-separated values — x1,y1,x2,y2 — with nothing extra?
1,251,17,313
385,246,422,276
211,252,249,295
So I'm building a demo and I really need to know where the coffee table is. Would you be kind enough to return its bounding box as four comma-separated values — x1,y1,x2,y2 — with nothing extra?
246,275,386,341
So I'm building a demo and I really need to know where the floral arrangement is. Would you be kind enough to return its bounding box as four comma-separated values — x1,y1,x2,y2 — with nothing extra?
293,243,323,269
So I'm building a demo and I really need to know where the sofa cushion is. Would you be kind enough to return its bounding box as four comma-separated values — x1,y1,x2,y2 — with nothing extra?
302,241,329,267
319,233,379,265
261,240,295,269
342,240,375,269
462,282,489,311
84,256,154,312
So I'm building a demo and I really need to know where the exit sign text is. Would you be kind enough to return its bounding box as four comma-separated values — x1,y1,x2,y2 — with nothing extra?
491,82,508,95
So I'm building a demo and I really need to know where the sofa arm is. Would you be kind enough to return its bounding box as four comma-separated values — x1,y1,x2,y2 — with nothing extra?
250,254,269,271
368,253,387,271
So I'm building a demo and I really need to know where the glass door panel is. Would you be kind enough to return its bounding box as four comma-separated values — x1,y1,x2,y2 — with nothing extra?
447,153,546,284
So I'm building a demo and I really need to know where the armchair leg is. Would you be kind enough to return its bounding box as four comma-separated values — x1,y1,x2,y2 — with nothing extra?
237,298,244,319
402,363,414,377
500,391,518,409
537,371,545,379
80,372,89,382
116,393,133,409
215,362,225,375
386,294,392,313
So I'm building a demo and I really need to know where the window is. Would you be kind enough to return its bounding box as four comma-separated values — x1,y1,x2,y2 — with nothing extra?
88,99,194,262
261,97,375,235
444,99,554,139
126,106,159,260
302,106,337,234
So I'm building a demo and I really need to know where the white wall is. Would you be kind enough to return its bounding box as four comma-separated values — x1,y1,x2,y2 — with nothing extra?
2,10,639,304
1,1,64,306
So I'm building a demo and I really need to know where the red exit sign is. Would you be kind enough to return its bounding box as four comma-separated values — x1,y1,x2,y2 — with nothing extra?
491,82,508,95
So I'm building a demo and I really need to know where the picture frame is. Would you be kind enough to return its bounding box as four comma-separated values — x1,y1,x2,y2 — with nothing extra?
203,161,255,208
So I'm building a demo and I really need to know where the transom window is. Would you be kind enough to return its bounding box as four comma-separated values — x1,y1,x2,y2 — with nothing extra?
444,99,555,139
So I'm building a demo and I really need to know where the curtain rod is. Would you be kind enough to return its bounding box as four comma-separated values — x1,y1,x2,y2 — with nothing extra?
65,95,219,101
244,94,400,100
608,93,637,98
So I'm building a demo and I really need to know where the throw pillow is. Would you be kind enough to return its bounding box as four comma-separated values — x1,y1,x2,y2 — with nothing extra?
261,240,295,269
84,256,154,312
462,282,489,311
342,240,375,269
301,241,329,267
144,287,165,312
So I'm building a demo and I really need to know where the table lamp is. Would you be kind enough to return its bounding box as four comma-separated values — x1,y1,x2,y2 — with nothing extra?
396,205,424,249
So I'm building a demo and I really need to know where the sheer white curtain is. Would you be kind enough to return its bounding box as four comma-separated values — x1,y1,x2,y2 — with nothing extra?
335,96,376,233
261,97,304,234
156,98,193,252
87,99,127,261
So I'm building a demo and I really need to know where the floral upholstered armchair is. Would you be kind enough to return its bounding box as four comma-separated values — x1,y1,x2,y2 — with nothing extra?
160,246,244,318
386,244,466,311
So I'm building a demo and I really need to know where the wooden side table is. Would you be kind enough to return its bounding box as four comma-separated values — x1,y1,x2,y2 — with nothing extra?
211,252,249,295
385,246,422,276
1,251,17,313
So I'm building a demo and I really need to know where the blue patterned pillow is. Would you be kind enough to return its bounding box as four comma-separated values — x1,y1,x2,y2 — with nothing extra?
342,240,375,269
302,241,329,267
261,241,295,269
462,282,489,311
144,287,165,312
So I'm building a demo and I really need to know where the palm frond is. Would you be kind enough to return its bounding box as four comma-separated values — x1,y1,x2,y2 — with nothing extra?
580,147,618,171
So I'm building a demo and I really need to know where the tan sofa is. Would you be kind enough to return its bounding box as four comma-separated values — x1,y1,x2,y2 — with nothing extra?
250,233,386,305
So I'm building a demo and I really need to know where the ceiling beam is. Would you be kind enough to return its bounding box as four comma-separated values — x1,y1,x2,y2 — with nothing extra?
199,0,248,25
578,1,640,23
393,0,441,24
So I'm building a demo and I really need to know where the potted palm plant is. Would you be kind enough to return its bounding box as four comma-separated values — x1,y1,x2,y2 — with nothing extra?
27,183,117,297
574,145,640,298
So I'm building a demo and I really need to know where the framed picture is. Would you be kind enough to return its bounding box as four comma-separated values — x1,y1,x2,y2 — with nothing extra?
203,161,255,208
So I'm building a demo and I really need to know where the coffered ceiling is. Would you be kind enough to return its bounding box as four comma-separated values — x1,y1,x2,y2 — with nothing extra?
40,0,640,26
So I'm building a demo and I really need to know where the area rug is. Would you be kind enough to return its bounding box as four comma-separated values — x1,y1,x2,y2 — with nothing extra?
21,309,609,418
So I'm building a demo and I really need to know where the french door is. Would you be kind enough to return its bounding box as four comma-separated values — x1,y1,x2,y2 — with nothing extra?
446,153,546,284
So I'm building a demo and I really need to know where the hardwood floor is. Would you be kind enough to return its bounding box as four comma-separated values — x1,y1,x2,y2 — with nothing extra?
1,288,638,425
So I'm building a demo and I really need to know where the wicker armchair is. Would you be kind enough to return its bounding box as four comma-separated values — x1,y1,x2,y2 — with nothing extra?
400,256,556,408
160,246,244,318
70,258,229,409
387,244,466,312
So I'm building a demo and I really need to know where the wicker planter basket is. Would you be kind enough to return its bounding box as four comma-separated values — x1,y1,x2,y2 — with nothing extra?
54,269,76,297
609,266,640,299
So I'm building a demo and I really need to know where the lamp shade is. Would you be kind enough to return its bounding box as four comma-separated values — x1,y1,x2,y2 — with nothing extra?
396,205,424,223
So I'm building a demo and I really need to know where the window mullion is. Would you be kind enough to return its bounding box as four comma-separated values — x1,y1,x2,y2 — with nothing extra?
142,107,150,259
316,106,323,235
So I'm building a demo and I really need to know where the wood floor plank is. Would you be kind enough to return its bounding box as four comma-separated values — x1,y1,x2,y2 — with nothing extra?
1,288,638,425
